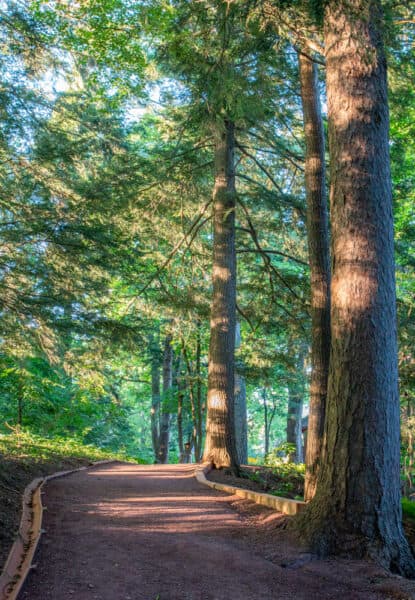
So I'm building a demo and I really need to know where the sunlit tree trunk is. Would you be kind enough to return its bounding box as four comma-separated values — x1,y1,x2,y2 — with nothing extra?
203,120,239,473
299,0,415,575
298,52,331,501
158,333,173,464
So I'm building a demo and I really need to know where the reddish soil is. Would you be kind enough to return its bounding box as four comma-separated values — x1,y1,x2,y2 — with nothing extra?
19,462,415,600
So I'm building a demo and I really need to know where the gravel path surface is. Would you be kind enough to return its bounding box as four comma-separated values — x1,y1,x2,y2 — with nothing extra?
19,463,415,600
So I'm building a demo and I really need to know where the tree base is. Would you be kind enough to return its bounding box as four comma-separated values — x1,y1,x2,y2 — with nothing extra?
294,504,415,579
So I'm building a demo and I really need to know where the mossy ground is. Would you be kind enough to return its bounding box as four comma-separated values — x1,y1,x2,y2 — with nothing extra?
0,431,146,566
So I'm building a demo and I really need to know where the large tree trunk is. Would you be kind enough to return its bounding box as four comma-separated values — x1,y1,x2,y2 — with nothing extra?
299,0,415,575
298,52,331,501
158,333,173,464
202,120,239,472
150,337,161,463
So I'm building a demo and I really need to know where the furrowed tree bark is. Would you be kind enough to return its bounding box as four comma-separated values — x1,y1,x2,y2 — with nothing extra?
298,0,415,575
298,52,331,501
203,120,239,473
158,333,173,464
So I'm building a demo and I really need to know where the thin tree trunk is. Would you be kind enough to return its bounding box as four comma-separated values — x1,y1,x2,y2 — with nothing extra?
234,373,247,464
234,322,247,464
286,388,303,464
263,389,269,457
177,395,184,462
17,394,23,427
298,51,331,502
158,333,173,464
403,400,414,497
150,338,161,463
182,344,200,463
195,319,203,462
177,360,185,463
299,0,415,575
203,120,239,473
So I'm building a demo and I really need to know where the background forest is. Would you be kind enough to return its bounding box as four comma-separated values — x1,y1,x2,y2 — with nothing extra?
0,0,414,493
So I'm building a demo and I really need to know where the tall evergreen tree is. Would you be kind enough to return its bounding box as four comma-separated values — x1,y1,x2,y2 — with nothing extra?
298,51,331,500
298,0,415,575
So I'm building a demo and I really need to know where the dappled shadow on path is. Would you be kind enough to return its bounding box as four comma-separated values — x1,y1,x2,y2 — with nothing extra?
20,463,410,600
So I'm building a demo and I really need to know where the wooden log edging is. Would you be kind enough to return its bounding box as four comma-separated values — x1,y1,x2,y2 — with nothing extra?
0,459,117,600
194,463,306,516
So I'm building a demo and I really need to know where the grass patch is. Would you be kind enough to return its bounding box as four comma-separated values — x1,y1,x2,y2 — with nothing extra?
402,498,415,521
0,430,147,567
0,430,146,464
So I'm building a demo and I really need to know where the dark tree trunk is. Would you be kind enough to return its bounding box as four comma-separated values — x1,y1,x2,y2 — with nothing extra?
150,338,161,463
17,394,23,427
234,373,247,464
298,51,331,501
299,1,415,576
286,388,303,464
195,319,203,462
202,120,239,472
177,361,185,463
234,322,247,464
182,344,200,464
263,390,269,457
263,388,277,459
183,441,192,463
403,400,414,497
158,333,173,464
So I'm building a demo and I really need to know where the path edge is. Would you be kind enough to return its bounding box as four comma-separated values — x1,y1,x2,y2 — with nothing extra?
0,459,118,600
194,462,306,516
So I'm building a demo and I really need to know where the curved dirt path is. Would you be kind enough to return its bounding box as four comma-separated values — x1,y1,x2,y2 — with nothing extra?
20,463,414,600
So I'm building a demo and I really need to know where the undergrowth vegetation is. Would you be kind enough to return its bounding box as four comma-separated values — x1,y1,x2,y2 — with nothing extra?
0,431,146,565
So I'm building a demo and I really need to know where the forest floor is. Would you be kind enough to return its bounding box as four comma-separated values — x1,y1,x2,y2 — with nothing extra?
17,462,415,600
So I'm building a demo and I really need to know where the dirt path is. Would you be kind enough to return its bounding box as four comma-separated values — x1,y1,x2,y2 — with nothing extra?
20,463,414,600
